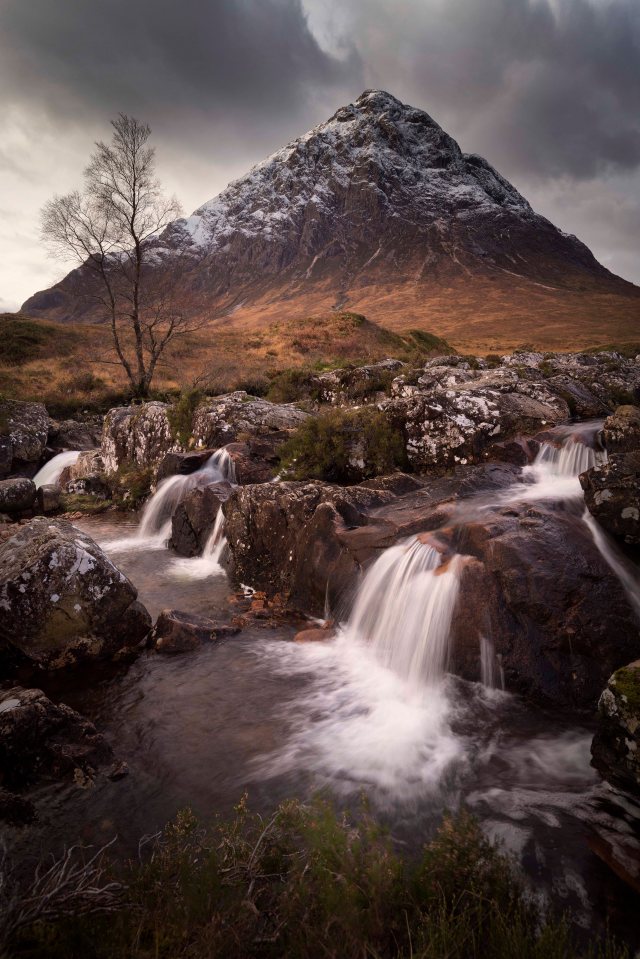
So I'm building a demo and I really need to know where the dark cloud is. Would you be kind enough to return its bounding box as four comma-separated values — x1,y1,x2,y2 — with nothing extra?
0,0,638,308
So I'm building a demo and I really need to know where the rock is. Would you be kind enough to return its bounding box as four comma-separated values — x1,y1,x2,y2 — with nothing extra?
0,399,49,477
225,435,287,484
592,661,640,793
0,517,151,671
152,609,240,654
294,626,336,643
47,417,102,451
192,392,309,449
36,483,61,513
156,449,217,483
60,450,110,497
581,406,640,544
382,364,569,472
313,359,406,405
101,402,181,473
0,686,117,808
0,477,36,514
170,482,232,556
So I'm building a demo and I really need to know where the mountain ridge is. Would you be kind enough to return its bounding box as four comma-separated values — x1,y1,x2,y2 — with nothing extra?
21,89,640,348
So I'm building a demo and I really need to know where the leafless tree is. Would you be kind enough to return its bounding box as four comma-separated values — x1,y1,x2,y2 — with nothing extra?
42,114,202,398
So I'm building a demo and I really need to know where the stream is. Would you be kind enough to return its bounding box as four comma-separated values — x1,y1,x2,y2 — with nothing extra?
10,425,640,941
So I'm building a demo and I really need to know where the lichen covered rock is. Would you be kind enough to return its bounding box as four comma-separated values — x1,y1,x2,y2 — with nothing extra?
192,392,309,449
0,517,151,670
581,406,640,544
0,399,49,477
592,661,640,793
101,402,181,473
0,477,37,514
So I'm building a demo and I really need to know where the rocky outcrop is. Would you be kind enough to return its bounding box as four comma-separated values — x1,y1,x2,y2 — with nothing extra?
313,359,406,405
156,449,216,483
0,477,36,514
192,393,309,449
0,686,122,820
170,482,232,556
60,450,109,497
0,517,151,672
101,402,181,474
383,362,569,472
0,400,49,478
592,661,640,793
152,609,240,654
47,417,102,452
581,406,640,544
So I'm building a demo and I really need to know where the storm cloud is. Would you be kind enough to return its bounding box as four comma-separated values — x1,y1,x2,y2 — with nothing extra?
0,0,638,309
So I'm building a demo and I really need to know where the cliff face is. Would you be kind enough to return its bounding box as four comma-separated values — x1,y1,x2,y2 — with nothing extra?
22,90,640,347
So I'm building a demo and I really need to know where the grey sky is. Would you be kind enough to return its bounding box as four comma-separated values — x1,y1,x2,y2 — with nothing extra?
1,0,638,311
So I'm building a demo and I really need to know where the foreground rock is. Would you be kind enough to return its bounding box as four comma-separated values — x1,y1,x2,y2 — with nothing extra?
224,468,640,707
0,399,49,478
152,609,240,654
0,517,151,671
0,477,36,514
592,661,640,793
581,406,640,544
0,686,121,821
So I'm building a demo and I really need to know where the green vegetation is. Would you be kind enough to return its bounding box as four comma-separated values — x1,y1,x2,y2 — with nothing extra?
7,799,625,959
109,464,153,510
267,368,322,404
281,407,406,482
405,329,452,355
60,493,111,515
167,387,204,445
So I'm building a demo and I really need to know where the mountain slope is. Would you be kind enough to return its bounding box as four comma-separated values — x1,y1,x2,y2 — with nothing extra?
22,90,640,349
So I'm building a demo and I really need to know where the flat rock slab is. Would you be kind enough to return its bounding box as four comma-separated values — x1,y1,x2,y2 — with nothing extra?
153,608,240,654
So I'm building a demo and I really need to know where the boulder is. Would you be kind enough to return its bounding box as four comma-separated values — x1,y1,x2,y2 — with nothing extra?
101,402,181,473
581,406,640,545
47,417,102,451
313,359,406,405
170,482,232,557
60,450,110,497
152,609,240,654
156,449,217,484
0,399,49,477
37,483,61,513
192,392,309,449
592,661,640,793
0,517,151,671
225,435,287,483
382,364,569,472
0,686,121,819
0,477,36,514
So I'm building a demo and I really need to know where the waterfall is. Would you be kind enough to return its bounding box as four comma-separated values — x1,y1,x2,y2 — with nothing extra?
480,636,505,691
167,507,227,580
344,539,463,687
136,448,235,547
32,450,81,488
583,510,640,618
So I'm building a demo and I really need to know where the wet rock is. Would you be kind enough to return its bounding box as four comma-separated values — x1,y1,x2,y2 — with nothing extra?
0,686,117,815
156,449,216,483
0,517,151,671
47,417,102,451
60,450,110,497
36,483,61,513
0,399,49,477
101,402,181,473
447,505,640,707
225,435,286,483
152,609,240,654
0,477,36,514
592,661,640,793
581,406,640,544
192,392,309,449
294,625,336,643
170,482,232,556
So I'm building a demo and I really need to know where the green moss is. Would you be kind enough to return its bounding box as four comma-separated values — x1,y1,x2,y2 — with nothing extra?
281,407,407,482
60,493,111,515
612,663,640,712
109,465,153,510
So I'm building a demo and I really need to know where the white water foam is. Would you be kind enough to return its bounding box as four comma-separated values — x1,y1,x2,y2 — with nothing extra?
167,509,227,580
32,450,81,488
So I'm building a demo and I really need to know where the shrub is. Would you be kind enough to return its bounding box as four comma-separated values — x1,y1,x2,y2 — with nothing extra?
281,407,407,482
267,368,322,404
7,799,626,959
405,329,452,355
167,387,203,445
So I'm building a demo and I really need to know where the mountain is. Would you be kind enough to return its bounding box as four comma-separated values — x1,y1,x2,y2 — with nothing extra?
22,90,640,350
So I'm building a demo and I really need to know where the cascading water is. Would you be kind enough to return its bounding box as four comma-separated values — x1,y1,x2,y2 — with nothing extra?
135,448,235,548
480,636,505,691
32,450,81,488
345,539,463,687
168,508,227,580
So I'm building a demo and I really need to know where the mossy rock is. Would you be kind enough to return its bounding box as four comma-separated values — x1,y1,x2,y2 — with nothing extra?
592,660,640,793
